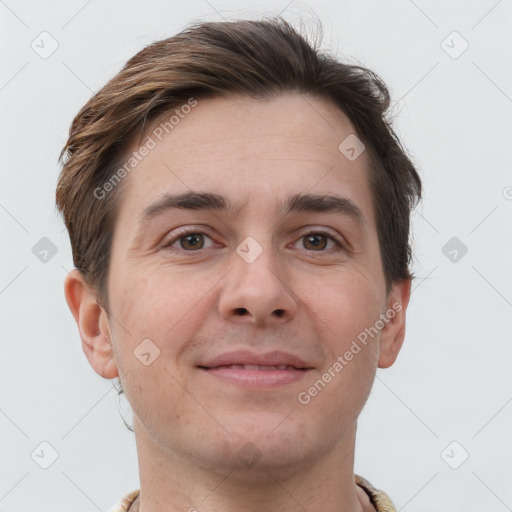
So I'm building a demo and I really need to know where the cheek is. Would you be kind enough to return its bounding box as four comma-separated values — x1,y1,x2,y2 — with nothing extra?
111,263,202,337
304,274,382,407
108,263,217,389
311,270,384,347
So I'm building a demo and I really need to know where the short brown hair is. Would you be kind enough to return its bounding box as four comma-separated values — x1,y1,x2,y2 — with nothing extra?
56,17,422,308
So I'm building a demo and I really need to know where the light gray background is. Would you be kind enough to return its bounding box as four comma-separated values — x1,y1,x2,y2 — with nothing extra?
1,0,511,510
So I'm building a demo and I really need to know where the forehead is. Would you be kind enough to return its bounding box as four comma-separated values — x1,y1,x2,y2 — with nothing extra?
140,93,359,164
116,93,374,227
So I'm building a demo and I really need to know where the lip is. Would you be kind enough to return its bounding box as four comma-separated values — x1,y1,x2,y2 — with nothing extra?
197,350,314,389
198,350,312,369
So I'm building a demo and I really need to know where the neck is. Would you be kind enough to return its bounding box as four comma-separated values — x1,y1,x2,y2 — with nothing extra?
130,419,375,512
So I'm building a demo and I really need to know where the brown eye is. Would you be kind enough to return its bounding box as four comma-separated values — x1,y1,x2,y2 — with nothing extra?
303,233,329,251
179,233,205,250
292,230,344,255
162,229,215,252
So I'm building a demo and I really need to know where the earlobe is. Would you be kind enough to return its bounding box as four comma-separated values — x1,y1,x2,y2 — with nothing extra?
377,278,411,369
64,269,119,379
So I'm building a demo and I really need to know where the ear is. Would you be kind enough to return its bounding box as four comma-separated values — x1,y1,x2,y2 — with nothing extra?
64,269,119,379
377,278,411,369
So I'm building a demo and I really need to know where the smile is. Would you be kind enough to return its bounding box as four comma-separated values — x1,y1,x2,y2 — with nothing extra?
199,365,311,388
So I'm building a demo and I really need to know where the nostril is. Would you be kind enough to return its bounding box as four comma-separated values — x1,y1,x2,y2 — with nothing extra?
273,309,285,317
234,308,248,316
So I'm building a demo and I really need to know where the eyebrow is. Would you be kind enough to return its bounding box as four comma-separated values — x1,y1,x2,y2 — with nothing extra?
137,191,366,230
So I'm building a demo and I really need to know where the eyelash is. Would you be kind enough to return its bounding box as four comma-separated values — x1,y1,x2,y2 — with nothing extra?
161,227,345,254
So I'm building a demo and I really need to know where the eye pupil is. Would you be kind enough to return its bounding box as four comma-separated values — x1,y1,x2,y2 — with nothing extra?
304,234,327,250
181,233,204,250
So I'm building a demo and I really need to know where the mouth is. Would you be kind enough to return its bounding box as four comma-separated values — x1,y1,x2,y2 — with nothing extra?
197,351,314,388
204,364,303,371
198,365,311,387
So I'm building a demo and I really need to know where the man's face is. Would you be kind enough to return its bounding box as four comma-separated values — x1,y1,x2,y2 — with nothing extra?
104,93,397,472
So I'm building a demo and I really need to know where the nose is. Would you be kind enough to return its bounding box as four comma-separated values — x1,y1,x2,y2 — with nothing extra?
218,240,298,327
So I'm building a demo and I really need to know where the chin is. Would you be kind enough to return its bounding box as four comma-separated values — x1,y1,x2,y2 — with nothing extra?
212,414,319,473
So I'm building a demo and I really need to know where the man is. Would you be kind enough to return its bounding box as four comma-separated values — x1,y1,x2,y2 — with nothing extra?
57,17,421,512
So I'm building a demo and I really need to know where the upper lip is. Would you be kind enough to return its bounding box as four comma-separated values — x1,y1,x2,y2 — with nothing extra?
198,350,313,369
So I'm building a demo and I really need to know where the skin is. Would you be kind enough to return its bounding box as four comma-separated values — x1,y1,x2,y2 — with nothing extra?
65,93,411,512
